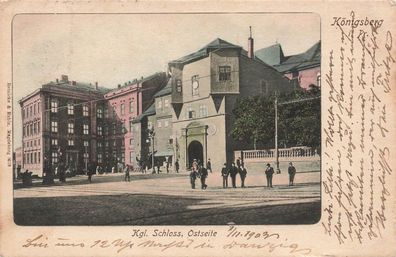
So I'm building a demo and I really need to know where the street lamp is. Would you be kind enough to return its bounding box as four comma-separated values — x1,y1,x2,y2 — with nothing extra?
147,128,155,173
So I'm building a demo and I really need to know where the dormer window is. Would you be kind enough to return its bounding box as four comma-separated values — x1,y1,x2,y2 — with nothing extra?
219,66,231,82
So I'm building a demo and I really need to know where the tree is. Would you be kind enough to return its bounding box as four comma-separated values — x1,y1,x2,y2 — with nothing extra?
231,86,320,150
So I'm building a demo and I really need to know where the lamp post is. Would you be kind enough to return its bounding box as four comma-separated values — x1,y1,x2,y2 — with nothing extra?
147,128,155,173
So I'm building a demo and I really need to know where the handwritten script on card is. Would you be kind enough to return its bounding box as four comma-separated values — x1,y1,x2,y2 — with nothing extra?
323,11,395,244
21,226,312,255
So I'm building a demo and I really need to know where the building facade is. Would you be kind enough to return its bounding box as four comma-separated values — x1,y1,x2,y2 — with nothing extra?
19,75,109,176
103,72,167,168
168,38,293,171
255,41,321,90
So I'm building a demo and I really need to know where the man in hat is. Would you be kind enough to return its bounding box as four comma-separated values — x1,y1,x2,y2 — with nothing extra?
230,162,238,188
221,163,229,188
265,163,274,188
288,162,296,186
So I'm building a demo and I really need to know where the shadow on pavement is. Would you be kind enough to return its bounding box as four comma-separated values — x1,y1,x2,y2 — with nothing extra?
14,193,320,226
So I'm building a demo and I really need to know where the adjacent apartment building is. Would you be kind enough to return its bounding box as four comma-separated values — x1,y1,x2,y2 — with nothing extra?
19,73,167,176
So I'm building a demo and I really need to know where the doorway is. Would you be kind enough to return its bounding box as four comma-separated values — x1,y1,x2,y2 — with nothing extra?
187,140,203,168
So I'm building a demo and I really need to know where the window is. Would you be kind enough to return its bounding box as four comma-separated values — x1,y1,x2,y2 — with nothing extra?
97,153,103,163
83,105,89,116
157,120,162,128
122,122,126,133
97,141,102,148
83,153,89,162
176,79,182,93
186,106,195,119
157,99,162,109
83,124,89,135
38,152,40,163
68,139,74,146
191,75,199,96
199,105,208,117
97,107,103,118
34,104,37,115
164,120,169,127
129,101,134,113
30,106,33,116
51,139,58,146
121,103,125,115
30,124,33,135
130,152,133,163
104,107,109,118
51,151,58,165
130,138,133,146
51,121,58,133
68,123,74,134
38,102,40,113
219,66,231,81
34,152,37,164
83,140,89,147
51,99,58,113
97,126,103,136
129,121,133,132
164,99,169,107
37,121,40,133
121,152,125,163
67,103,74,115
112,123,116,135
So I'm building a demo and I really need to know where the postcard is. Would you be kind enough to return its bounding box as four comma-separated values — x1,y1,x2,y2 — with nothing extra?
0,1,395,256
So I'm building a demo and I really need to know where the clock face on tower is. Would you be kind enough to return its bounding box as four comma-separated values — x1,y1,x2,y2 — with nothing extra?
192,80,199,89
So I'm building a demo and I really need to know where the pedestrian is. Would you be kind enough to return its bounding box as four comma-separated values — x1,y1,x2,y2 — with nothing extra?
221,163,229,188
124,164,131,182
240,164,247,188
156,160,161,174
175,159,179,173
166,160,170,173
230,162,238,188
236,157,241,169
58,162,66,183
42,154,54,185
199,166,208,189
192,159,198,172
87,162,96,183
288,162,296,186
189,169,198,189
207,158,212,173
265,163,274,188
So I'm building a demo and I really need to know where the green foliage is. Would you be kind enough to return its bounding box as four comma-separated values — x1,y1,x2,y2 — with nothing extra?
231,86,321,149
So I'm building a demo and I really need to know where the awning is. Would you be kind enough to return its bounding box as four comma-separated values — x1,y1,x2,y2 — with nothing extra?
154,150,174,157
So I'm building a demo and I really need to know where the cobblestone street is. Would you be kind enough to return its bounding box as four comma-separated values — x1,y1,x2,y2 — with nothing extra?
14,170,320,225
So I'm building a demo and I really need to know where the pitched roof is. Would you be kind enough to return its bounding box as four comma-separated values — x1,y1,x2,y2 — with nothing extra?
153,79,172,98
108,72,166,93
133,102,156,122
43,81,111,94
255,41,321,73
169,38,242,65
254,43,285,66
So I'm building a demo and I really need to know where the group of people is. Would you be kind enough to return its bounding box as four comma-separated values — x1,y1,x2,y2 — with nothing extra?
264,162,297,188
221,157,247,189
189,159,212,189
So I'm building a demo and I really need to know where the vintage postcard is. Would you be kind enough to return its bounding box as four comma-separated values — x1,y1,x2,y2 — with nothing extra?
0,1,395,257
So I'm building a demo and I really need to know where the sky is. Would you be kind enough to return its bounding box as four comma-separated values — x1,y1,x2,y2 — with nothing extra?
12,13,320,148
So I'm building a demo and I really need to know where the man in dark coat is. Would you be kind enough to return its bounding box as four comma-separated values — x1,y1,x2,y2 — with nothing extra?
288,162,296,186
240,164,247,188
221,163,229,188
230,162,238,188
206,159,212,173
189,169,198,189
199,166,208,189
124,164,131,182
265,163,274,188
175,159,179,173
236,157,242,169
87,162,96,183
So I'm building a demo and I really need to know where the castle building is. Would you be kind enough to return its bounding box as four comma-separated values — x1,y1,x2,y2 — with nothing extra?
168,37,293,170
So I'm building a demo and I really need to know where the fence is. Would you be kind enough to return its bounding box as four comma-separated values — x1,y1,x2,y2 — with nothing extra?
237,147,319,162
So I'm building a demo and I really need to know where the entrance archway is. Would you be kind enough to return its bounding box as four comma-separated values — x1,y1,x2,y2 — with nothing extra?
188,140,203,168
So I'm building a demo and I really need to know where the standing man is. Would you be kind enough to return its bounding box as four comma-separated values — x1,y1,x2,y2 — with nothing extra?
87,162,95,183
230,162,238,188
124,164,131,182
199,166,208,189
240,164,247,188
206,158,212,173
189,168,198,189
265,163,274,188
166,159,170,173
221,163,229,188
236,157,242,169
175,159,180,173
288,162,296,186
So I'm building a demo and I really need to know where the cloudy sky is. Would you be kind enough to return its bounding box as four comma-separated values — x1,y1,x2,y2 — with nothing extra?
12,13,320,147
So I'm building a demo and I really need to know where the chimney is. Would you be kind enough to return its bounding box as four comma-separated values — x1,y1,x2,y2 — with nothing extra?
61,75,69,82
95,82,98,90
248,26,254,59
118,84,121,88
